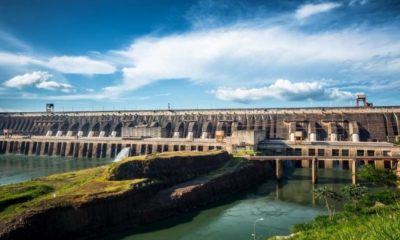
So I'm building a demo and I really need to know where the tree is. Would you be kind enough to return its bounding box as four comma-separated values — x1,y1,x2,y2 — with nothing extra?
313,186,342,220
358,164,397,187
342,184,368,203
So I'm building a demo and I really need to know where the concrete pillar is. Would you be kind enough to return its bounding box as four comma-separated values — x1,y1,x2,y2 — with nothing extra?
351,159,358,184
276,159,283,180
65,142,72,156
92,143,98,158
106,144,112,158
78,142,84,158
110,131,117,137
187,132,194,140
40,142,46,156
374,160,385,169
289,133,295,142
56,131,63,137
301,160,309,168
309,133,317,142
352,134,360,142
136,144,141,156
330,133,338,141
46,131,52,136
66,131,73,137
88,131,94,137
201,132,209,139
173,132,180,138
77,131,84,137
312,158,318,184
99,131,105,137
28,142,34,155
325,160,333,169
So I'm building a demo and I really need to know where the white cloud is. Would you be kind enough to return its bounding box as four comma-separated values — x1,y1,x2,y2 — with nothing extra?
214,79,356,103
46,56,116,74
36,81,74,93
3,71,75,93
103,23,400,96
295,2,341,20
0,52,116,75
3,71,51,88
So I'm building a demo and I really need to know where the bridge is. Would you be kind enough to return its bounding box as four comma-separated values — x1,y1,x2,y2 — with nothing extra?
245,155,400,184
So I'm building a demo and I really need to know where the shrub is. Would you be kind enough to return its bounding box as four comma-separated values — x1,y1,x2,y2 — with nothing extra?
358,164,397,187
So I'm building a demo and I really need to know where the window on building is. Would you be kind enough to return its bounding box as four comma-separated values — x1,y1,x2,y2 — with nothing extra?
342,149,349,156
367,150,375,157
318,149,325,156
308,148,316,156
332,149,339,157
357,150,364,157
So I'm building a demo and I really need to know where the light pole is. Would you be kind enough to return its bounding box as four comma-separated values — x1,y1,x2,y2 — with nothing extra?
251,218,264,240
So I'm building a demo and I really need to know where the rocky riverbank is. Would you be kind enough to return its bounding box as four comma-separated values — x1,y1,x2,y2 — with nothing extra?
0,151,271,240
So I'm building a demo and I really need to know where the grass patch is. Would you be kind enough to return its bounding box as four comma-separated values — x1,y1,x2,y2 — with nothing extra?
0,165,147,221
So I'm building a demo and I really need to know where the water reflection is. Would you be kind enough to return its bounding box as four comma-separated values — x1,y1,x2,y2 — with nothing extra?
0,154,113,185
106,168,352,240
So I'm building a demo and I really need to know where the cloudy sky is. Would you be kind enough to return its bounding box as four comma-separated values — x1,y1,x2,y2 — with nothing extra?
0,0,399,112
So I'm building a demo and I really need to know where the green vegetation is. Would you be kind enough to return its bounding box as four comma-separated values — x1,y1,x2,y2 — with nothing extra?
313,187,342,220
233,149,259,157
270,165,400,240
0,150,230,222
358,164,397,187
0,165,146,221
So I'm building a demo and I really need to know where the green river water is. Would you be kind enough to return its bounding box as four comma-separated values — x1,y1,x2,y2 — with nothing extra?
0,155,353,240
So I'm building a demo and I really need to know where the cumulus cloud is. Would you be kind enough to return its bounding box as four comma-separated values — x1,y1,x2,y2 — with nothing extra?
3,71,74,93
295,2,342,20
214,79,357,103
3,71,51,88
102,23,400,96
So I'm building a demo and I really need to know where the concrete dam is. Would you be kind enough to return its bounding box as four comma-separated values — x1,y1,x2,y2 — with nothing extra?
1,106,400,173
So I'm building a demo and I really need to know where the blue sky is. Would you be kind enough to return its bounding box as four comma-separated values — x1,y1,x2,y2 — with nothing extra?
0,0,399,112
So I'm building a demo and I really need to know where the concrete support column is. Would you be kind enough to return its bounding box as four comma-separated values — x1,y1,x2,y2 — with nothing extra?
46,131,52,136
52,142,58,156
136,144,141,156
87,131,94,137
66,131,73,137
110,131,117,137
325,160,333,169
289,133,295,142
56,131,63,137
374,160,385,169
77,131,83,137
312,158,318,184
352,134,360,142
173,132,180,138
28,142,34,155
65,142,72,156
276,159,283,180
92,143,98,158
39,142,46,156
351,159,357,184
78,143,84,158
201,132,209,139
186,132,194,140
309,133,317,142
301,160,309,168
106,144,112,158
99,131,105,137
330,133,338,141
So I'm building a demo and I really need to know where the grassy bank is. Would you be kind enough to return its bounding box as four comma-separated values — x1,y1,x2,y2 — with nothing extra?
270,165,400,240
0,151,228,222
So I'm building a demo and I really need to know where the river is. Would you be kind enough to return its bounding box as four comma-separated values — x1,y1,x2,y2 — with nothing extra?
0,155,353,239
